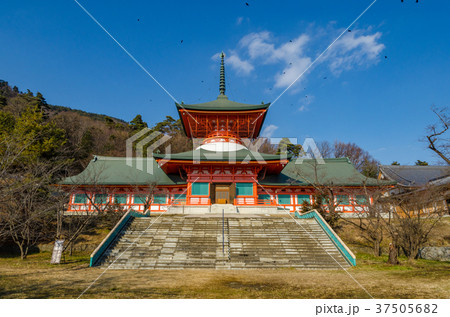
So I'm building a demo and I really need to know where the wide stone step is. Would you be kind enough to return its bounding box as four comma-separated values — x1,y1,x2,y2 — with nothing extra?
96,215,352,269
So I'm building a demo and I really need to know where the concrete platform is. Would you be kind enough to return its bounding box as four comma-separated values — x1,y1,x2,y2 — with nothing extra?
167,204,282,215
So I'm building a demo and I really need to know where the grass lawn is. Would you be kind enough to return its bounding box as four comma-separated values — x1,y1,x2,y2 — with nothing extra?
0,251,448,299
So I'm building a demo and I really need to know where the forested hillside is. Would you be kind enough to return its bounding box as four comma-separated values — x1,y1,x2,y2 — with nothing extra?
0,80,190,174
0,79,192,258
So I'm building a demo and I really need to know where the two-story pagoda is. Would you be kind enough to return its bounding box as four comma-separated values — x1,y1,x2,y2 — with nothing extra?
61,53,391,214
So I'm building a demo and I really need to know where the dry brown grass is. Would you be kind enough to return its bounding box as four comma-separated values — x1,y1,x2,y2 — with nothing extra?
0,251,448,299
1,217,449,299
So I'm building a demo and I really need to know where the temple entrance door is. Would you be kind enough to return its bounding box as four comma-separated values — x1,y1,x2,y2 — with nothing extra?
215,184,232,204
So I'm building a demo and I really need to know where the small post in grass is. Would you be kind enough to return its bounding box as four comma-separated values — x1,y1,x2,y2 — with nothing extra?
222,208,225,255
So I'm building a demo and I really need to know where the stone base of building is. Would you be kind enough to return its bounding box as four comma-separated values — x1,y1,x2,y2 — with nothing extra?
166,204,283,214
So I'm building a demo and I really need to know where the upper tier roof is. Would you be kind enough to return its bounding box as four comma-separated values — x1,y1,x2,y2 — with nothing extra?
176,95,270,112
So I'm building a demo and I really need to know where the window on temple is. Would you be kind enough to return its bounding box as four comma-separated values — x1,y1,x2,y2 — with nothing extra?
191,183,209,196
74,193,88,204
114,194,127,204
297,195,310,204
174,194,186,201
355,195,368,205
278,194,291,205
236,183,253,196
336,195,349,205
258,194,271,205
134,194,148,204
153,194,167,204
94,194,108,204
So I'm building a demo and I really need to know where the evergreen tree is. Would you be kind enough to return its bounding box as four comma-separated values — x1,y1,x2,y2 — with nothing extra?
391,161,400,165
0,95,6,108
0,111,15,133
0,105,68,259
11,105,66,161
35,92,47,108
276,137,303,157
415,160,429,166
361,158,379,178
150,115,183,135
130,114,148,131
78,129,95,159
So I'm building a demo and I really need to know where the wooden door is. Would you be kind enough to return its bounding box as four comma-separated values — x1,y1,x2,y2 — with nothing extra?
210,183,216,204
215,184,231,204
230,183,236,204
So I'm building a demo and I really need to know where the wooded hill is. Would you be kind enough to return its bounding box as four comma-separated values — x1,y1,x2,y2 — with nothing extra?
0,80,191,174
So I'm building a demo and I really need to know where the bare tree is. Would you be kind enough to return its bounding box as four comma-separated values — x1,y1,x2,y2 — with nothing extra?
0,126,69,259
378,184,447,260
425,106,449,164
341,187,389,256
258,137,278,154
317,140,379,178
317,141,333,158
58,165,158,256
0,158,67,259
57,164,126,255
292,160,350,229
333,141,379,177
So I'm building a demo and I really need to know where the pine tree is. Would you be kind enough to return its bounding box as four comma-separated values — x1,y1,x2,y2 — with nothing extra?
0,95,6,108
78,129,94,159
130,114,148,131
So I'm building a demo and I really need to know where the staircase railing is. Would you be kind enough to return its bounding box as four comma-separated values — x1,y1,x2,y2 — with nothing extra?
89,209,150,267
295,210,356,266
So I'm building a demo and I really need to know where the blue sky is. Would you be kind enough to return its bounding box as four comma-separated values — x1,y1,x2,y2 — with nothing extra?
1,0,449,165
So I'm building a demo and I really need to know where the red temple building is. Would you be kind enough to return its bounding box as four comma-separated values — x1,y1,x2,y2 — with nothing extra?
61,53,391,214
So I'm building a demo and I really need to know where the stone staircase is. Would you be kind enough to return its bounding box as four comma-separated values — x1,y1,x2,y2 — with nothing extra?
97,215,351,269
166,204,281,214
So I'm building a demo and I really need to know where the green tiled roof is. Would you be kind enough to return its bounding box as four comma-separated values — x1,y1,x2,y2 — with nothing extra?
260,158,395,187
152,148,290,162
59,156,185,186
176,95,270,111
59,156,393,188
